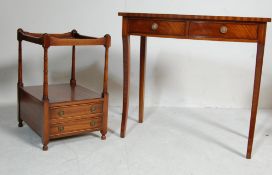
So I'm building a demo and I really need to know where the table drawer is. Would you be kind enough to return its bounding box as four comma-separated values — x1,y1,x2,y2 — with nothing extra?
50,102,103,119
189,22,258,40
128,19,186,36
50,116,102,137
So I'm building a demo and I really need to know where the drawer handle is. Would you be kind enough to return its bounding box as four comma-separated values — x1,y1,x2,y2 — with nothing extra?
58,110,64,117
90,120,96,127
90,105,97,113
151,23,158,31
220,26,228,34
58,126,64,132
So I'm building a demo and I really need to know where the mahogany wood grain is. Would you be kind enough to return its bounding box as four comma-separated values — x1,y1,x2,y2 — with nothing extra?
50,113,103,125
121,34,131,137
246,23,267,159
189,22,258,41
43,46,49,100
42,99,49,151
50,116,102,138
128,19,186,37
17,30,23,127
22,84,101,103
70,45,76,86
101,35,111,140
101,92,108,140
17,29,108,46
119,12,271,159
50,102,103,119
20,89,43,136
42,39,50,151
17,29,111,150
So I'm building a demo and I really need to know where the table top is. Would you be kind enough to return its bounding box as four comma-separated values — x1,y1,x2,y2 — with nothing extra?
119,12,271,23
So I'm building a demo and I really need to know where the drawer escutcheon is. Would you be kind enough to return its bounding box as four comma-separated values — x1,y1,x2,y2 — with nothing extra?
58,110,65,117
58,126,64,132
90,105,97,113
90,120,96,127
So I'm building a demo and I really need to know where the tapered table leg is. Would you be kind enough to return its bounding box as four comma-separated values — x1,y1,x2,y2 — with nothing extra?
246,24,267,159
139,36,147,123
121,35,130,138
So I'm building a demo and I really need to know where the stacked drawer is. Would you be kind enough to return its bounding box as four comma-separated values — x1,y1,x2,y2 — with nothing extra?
49,101,103,138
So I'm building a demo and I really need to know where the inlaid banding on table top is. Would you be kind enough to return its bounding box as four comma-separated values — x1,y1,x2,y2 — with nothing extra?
119,12,271,22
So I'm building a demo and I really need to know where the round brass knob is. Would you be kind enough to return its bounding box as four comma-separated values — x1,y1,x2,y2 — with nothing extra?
90,106,97,113
151,23,158,31
58,110,64,117
220,26,228,34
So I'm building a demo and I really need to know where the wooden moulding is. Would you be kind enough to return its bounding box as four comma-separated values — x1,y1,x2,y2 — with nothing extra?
118,12,271,23
17,29,109,46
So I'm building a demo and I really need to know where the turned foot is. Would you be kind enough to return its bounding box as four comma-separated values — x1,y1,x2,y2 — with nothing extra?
18,122,23,127
42,145,48,151
101,135,106,140
246,153,251,159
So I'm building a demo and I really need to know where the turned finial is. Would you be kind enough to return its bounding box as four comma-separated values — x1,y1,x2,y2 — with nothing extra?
17,28,23,41
104,34,111,48
71,29,78,37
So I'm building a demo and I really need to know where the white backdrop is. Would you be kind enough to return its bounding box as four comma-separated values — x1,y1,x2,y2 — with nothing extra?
0,0,272,108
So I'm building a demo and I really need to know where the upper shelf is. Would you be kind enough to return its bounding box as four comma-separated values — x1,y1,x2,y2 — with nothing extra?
17,29,111,47
118,12,271,23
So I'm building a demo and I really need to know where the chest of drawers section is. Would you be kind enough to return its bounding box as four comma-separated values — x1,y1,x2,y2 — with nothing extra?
49,101,104,139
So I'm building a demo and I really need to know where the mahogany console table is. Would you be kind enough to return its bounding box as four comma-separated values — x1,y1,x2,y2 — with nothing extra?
119,12,271,159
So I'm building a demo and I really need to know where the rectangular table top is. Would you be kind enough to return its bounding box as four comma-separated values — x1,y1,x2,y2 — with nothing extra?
118,12,271,23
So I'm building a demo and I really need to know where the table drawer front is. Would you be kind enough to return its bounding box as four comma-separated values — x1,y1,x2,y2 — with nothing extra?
128,19,186,36
50,102,103,119
50,116,102,137
189,22,258,40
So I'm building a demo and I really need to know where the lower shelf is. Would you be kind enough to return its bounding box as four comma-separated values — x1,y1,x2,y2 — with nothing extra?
21,83,102,104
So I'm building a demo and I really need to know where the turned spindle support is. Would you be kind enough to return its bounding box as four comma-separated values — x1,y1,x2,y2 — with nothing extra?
17,28,24,127
42,34,50,151
101,34,111,140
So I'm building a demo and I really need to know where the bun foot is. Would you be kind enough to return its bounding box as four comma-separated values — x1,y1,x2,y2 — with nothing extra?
101,135,106,140
42,145,48,151
18,122,23,127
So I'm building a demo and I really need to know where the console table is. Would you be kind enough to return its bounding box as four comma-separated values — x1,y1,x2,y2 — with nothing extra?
17,29,111,150
118,12,271,159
